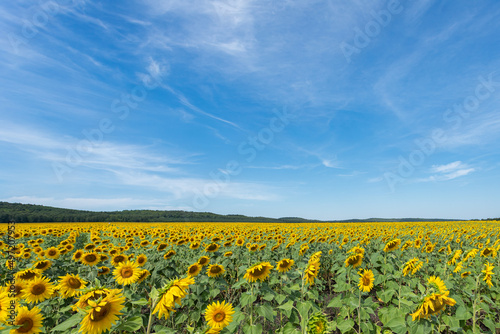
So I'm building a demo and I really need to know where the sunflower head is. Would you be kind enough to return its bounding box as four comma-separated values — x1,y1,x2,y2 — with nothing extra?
204,300,235,330
243,262,273,283
23,276,55,304
198,256,210,267
207,264,225,278
307,312,331,334
136,254,147,266
187,263,202,277
276,259,295,273
113,261,141,285
344,253,363,268
13,306,44,334
358,269,375,292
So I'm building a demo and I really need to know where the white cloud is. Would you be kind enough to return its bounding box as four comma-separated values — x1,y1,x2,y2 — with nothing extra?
420,161,476,182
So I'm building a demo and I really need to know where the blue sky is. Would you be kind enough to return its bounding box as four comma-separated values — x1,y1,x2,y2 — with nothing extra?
1,0,500,220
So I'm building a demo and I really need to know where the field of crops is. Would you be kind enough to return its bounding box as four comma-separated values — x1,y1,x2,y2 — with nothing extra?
1,221,499,334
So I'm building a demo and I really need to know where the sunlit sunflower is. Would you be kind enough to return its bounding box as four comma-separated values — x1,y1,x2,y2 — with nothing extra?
137,269,150,283
223,251,232,257
187,263,202,277
383,239,401,252
304,260,320,285
402,258,423,276
98,266,110,276
57,274,87,298
236,238,245,246
411,291,456,320
74,288,122,311
0,292,10,322
32,260,51,272
347,246,365,255
164,250,176,260
23,276,55,304
45,247,60,259
243,262,273,283
198,256,210,267
153,277,195,320
461,271,471,278
111,254,128,266
113,261,141,285
480,247,497,258
207,264,225,278
79,292,125,334
72,249,84,262
204,300,235,330
345,253,363,268
15,269,41,282
482,262,494,288
136,254,147,267
205,243,220,253
157,243,168,252
190,242,200,250
11,306,44,334
428,276,447,293
84,243,96,251
10,281,26,300
358,269,375,292
81,252,100,266
276,259,295,273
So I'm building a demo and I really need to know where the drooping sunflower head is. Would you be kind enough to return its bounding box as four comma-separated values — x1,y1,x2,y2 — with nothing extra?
428,276,447,294
79,293,126,334
15,269,41,282
205,243,220,253
190,242,200,250
276,259,295,273
204,300,235,330
98,266,110,276
207,264,225,278
480,247,497,258
482,262,495,288
113,261,141,285
164,250,176,260
137,269,151,283
383,239,401,252
307,312,330,334
344,253,363,268
12,306,44,334
187,263,202,277
243,262,273,283
32,260,52,272
358,269,375,292
223,251,232,257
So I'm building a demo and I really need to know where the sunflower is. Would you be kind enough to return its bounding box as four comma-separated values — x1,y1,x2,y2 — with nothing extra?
383,239,401,252
164,250,176,260
157,243,168,252
81,252,100,266
84,243,96,251
113,261,141,285
32,260,51,272
72,249,84,262
428,276,447,294
198,256,210,267
205,243,220,253
136,254,147,266
137,269,150,283
248,243,259,252
111,254,128,266
236,238,245,246
347,246,365,255
243,262,273,283
480,247,497,258
223,251,232,257
98,266,110,276
204,300,235,330
411,291,456,320
11,306,44,334
23,276,55,304
187,263,202,277
358,269,375,292
345,253,363,268
482,262,494,287
45,247,60,259
276,259,295,273
57,274,87,298
402,258,423,276
461,271,471,278
74,288,122,311
307,312,330,334
0,292,9,322
304,260,320,285
153,277,195,320
15,269,41,282
79,292,125,334
190,242,200,250
207,264,225,278
10,281,26,300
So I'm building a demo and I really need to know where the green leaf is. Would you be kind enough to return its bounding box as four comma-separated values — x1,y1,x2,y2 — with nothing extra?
379,289,396,303
114,316,143,331
455,306,472,321
278,300,295,318
297,301,312,323
240,293,257,307
276,294,287,304
482,318,496,333
337,318,354,333
225,308,244,333
243,323,263,334
263,292,274,301
257,304,275,322
327,295,343,308
131,298,149,306
51,313,83,332
282,322,301,334
210,288,220,298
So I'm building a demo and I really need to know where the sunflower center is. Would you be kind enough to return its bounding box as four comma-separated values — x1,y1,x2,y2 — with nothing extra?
189,266,199,274
35,262,47,269
280,260,290,268
48,250,57,256
251,267,265,277
211,266,222,274
214,311,225,322
207,245,217,251
17,317,34,333
85,254,97,262
21,272,36,280
362,276,371,286
115,256,125,262
121,268,133,278
68,278,82,289
90,303,111,322
31,283,46,295
15,285,23,296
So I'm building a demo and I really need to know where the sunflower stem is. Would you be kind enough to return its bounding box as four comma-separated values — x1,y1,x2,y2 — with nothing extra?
145,297,159,334
472,274,481,334
357,289,362,334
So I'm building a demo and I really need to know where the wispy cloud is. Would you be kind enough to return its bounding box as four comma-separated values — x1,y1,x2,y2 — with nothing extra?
420,161,476,182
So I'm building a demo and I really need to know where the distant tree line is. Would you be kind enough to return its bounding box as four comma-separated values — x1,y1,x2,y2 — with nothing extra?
0,202,314,223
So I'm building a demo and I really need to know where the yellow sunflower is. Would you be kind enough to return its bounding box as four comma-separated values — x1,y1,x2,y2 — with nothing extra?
74,288,122,311
136,254,147,267
344,253,363,268
243,262,273,283
81,252,100,266
57,274,87,298
223,251,232,257
45,247,60,259
137,269,150,283
358,269,375,292
113,261,141,285
11,306,44,334
402,258,423,276
111,254,128,266
97,266,110,276
411,291,456,320
23,276,55,304
79,292,125,334
198,256,210,267
205,243,220,253
15,269,41,282
482,262,494,287
164,250,176,260
207,264,225,278
276,259,295,273
383,239,401,252
304,260,320,285
0,292,9,322
72,249,84,262
187,263,202,277
153,277,195,320
204,300,235,330
32,260,52,272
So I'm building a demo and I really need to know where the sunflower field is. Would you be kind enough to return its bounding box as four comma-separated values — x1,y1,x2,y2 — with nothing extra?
1,221,499,334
